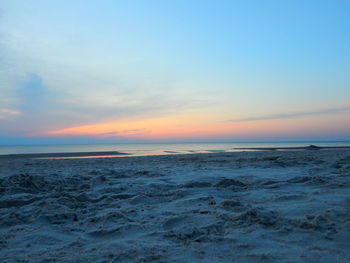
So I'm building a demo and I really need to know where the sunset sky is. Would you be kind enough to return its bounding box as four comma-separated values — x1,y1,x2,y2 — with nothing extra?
1,0,350,144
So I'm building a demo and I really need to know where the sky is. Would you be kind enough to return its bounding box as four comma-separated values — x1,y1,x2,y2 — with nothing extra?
0,0,350,145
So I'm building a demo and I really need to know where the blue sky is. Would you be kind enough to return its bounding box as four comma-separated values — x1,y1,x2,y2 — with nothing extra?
0,0,350,144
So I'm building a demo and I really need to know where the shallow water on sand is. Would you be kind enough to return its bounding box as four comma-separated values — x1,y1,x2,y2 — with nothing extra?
1,141,350,156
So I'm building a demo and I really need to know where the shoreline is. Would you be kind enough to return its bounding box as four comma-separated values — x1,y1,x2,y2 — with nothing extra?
1,144,350,159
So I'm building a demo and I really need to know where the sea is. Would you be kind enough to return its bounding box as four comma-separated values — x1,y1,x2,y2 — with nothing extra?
1,141,350,157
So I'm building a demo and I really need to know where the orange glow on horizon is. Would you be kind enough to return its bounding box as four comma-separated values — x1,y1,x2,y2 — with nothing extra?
35,111,350,140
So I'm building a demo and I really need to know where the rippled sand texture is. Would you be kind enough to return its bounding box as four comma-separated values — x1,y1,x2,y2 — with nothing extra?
0,150,350,262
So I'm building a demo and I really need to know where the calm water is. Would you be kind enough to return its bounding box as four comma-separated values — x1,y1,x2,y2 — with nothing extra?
1,142,350,156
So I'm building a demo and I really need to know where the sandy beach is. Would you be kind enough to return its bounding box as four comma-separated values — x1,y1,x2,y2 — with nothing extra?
0,150,350,262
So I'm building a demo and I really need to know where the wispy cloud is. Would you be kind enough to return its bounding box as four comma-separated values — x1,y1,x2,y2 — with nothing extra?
0,108,20,119
0,69,209,136
94,129,151,138
227,106,350,122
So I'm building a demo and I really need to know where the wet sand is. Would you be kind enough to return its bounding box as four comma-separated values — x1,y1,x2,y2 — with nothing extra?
235,145,350,151
0,150,349,262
